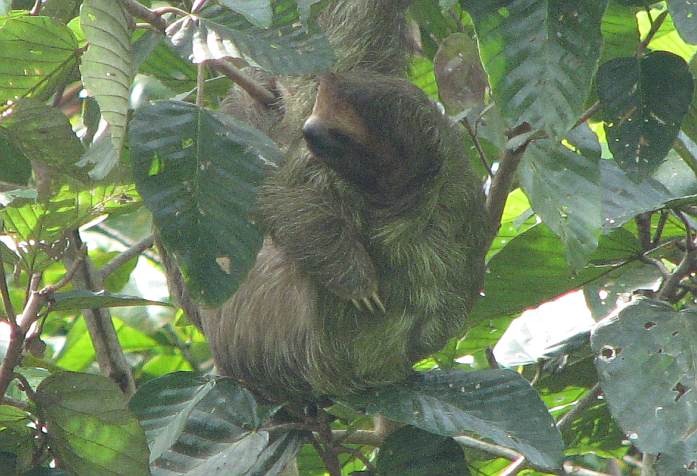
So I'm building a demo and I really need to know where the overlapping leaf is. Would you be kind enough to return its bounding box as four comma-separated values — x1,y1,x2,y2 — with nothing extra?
0,14,78,104
467,0,607,138
35,372,150,476
129,372,302,476
130,100,282,305
669,0,697,45
345,369,564,470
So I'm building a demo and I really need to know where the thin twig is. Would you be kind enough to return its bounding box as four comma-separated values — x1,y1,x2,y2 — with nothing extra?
455,435,521,460
636,213,652,250
652,211,669,247
120,0,167,31
675,210,695,251
41,244,87,294
0,250,17,326
337,445,376,473
152,6,190,17
572,101,600,130
2,396,30,411
208,59,277,107
556,384,602,432
637,10,668,57
657,249,697,301
500,456,527,476
462,119,493,177
97,235,154,281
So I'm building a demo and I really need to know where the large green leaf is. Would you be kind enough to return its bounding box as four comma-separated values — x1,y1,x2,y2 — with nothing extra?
600,1,640,63
129,372,302,476
0,14,79,104
35,372,150,476
166,6,334,74
592,299,697,471
669,0,697,45
130,100,282,305
598,51,694,178
376,426,470,476
137,37,197,93
0,99,84,169
346,369,564,470
468,0,607,139
0,135,31,185
80,0,132,153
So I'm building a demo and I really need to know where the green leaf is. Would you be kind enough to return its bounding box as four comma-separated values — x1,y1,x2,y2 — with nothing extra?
129,372,301,475
137,37,197,93
472,225,638,323
468,1,607,139
0,15,79,103
219,0,272,28
345,369,564,471
80,0,133,154
669,0,697,45
166,7,334,74
0,135,31,185
592,298,697,468
130,100,282,305
598,51,694,178
50,290,170,312
0,99,84,169
600,1,640,63
43,0,81,23
519,141,602,269
0,1,9,16
35,371,150,476
1,184,140,271
376,426,470,476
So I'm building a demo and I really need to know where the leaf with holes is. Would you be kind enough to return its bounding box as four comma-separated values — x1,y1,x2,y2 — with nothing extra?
35,372,150,476
597,51,694,179
345,369,564,470
467,1,606,139
80,0,133,154
0,14,79,104
130,100,282,306
669,0,697,45
128,372,301,476
166,6,334,74
591,298,697,469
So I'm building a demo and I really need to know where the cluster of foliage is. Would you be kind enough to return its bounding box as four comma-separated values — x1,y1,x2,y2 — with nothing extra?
0,0,697,475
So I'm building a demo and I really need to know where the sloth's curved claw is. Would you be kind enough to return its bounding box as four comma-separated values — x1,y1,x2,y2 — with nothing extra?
362,297,375,313
372,292,386,313
351,299,362,311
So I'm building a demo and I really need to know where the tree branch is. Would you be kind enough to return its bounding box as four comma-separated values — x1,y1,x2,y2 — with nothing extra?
556,384,602,432
64,231,136,396
208,59,277,107
97,234,154,282
120,0,167,31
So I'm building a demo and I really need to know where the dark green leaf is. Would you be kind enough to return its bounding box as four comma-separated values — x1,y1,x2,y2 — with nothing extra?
137,38,197,93
167,7,334,75
80,0,132,153
345,369,564,470
129,372,298,476
43,0,81,23
468,1,607,139
0,135,31,185
376,426,470,476
592,299,697,467
50,290,170,312
35,371,150,476
669,0,697,45
219,0,272,28
598,51,694,178
130,100,282,305
0,15,78,103
0,99,84,170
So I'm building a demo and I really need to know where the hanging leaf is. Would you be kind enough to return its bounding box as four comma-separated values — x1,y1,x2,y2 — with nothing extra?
597,51,694,179
80,0,133,154
467,1,607,139
0,15,79,104
50,290,171,312
35,372,150,476
130,100,282,306
345,369,564,471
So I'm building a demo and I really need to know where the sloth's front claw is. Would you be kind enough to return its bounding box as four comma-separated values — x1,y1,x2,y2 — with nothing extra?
371,292,386,313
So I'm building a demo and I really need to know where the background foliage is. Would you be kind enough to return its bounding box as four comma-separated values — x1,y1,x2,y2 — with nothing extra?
1,0,697,475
